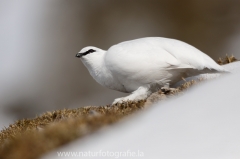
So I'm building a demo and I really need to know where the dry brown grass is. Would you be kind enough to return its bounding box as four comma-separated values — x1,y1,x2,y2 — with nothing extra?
0,55,236,159
217,54,238,65
0,102,146,159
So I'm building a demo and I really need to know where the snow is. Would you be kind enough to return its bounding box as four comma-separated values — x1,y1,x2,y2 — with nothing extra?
42,62,240,159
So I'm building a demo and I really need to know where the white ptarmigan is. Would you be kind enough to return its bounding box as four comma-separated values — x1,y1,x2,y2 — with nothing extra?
76,37,227,104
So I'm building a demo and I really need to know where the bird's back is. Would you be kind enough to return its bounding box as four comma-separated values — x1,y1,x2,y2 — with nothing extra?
107,37,225,72
104,37,226,92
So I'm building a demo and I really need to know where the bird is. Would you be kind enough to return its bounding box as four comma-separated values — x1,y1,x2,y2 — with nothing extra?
76,37,227,104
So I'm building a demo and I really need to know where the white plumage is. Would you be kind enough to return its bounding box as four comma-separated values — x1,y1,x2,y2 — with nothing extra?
76,37,226,104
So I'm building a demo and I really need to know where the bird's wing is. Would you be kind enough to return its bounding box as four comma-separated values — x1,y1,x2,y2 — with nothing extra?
105,41,188,85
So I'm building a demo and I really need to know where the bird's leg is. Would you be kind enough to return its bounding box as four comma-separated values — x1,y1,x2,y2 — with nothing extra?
112,86,152,105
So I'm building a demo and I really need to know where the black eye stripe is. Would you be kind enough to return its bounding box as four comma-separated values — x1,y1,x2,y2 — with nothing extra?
81,49,96,56
85,49,96,54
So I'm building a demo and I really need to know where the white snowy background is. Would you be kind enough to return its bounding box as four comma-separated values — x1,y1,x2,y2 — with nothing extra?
1,0,240,149
0,1,240,158
42,61,240,159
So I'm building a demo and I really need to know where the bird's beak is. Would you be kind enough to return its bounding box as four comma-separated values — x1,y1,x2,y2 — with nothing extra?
75,53,82,58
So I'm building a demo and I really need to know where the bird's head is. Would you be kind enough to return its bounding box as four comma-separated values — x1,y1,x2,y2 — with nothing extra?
76,46,106,70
